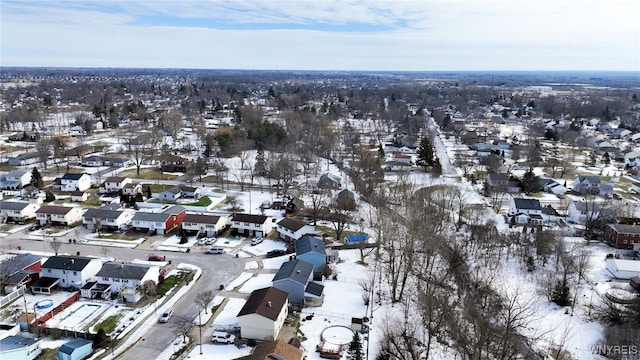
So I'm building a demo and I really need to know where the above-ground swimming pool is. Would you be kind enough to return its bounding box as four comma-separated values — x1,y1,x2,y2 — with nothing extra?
35,299,54,309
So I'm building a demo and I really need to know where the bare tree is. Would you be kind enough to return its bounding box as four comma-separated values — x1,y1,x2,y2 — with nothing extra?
49,238,62,255
194,290,214,314
99,246,110,260
173,316,193,344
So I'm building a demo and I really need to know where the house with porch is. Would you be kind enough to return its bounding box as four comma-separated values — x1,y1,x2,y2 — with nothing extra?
237,286,289,341
182,213,227,237
231,213,271,238
276,218,316,243
0,201,39,223
36,255,102,291
0,170,32,190
573,175,601,194
99,176,132,194
507,198,543,225
94,262,160,302
35,205,84,226
130,205,186,235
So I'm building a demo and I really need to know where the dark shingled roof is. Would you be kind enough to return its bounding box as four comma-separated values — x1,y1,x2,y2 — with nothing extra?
96,262,153,280
232,213,268,224
305,282,324,297
183,213,221,224
513,198,542,211
42,255,95,271
277,217,306,232
61,173,87,180
83,207,123,220
234,340,303,360
35,205,75,215
272,259,313,284
237,286,288,321
0,200,32,211
105,176,126,183
0,336,40,352
0,253,40,276
59,338,92,355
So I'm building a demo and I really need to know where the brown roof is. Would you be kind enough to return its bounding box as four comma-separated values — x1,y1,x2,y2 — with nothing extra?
234,340,303,360
277,217,307,232
237,287,288,321
35,205,75,215
183,213,221,224
105,176,127,183
232,213,268,224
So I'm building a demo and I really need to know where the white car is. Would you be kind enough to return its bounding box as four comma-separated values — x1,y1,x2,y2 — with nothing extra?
159,308,173,323
250,237,263,246
206,246,224,254
211,331,235,344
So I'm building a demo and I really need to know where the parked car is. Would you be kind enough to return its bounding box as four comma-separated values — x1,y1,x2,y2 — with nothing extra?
266,249,286,258
148,254,166,261
206,246,224,254
204,238,214,245
211,331,235,344
250,237,263,246
197,238,207,245
286,244,295,254
159,308,173,323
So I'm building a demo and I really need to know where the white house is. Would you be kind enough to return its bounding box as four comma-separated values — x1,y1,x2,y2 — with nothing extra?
82,206,135,231
182,213,227,237
0,170,32,190
0,201,39,223
95,262,160,302
38,255,102,291
566,201,610,224
507,198,543,225
99,176,132,194
231,213,272,237
0,336,42,360
237,286,289,341
35,205,84,226
572,175,601,194
605,258,640,280
624,150,640,168
60,173,92,192
276,217,316,243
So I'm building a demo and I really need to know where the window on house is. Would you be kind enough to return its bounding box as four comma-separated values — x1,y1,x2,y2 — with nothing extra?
47,269,51,273
73,271,77,275
623,240,628,244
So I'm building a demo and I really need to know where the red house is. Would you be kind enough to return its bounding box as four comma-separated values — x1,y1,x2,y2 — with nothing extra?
604,224,640,249
131,205,187,235
0,253,41,293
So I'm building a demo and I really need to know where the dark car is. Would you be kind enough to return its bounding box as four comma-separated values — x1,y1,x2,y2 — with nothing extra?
266,249,286,258
148,254,166,261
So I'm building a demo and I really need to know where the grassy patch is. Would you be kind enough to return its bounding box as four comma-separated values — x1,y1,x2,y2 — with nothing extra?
67,167,87,174
120,168,179,180
0,224,13,232
82,195,102,207
94,313,124,333
35,347,59,360
96,233,140,241
146,183,173,193
157,273,186,297
0,163,17,171
183,196,212,207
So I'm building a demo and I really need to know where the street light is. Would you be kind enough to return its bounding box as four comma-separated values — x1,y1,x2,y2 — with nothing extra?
198,311,203,355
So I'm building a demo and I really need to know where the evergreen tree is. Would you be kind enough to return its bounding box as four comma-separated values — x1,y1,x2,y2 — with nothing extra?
44,191,55,202
603,152,610,165
347,332,364,360
30,167,43,189
254,146,267,177
416,136,435,171
521,169,541,194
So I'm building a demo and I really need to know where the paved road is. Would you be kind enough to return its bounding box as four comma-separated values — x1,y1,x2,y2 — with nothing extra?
0,234,244,360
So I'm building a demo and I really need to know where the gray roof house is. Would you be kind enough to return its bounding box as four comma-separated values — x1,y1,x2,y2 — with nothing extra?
59,338,92,360
508,198,543,225
0,335,42,360
94,262,159,302
295,236,327,275
272,259,315,309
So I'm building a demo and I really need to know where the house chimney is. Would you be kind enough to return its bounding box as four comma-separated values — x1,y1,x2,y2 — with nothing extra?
297,270,300,274
267,301,272,307
70,259,75,264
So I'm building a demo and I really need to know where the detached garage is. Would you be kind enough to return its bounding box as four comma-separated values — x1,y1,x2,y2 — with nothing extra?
606,259,640,280
58,338,92,360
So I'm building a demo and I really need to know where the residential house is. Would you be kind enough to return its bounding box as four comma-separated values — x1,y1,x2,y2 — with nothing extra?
566,201,613,224
487,173,520,193
272,259,323,310
604,224,640,249
285,197,304,215
94,262,160,302
334,189,356,211
624,150,640,168
573,175,601,194
122,182,143,196
276,218,316,243
0,170,32,190
507,198,543,225
7,153,39,166
176,184,199,199
0,253,41,293
60,173,91,192
58,338,92,360
99,176,131,194
157,186,182,202
605,258,640,280
539,178,567,197
182,213,227,237
35,205,84,226
231,213,271,238
237,287,289,341
70,191,88,202
0,201,39,223
233,340,303,360
159,154,189,172
82,206,135,231
0,336,42,360
317,172,341,190
384,160,415,172
36,255,102,291
131,205,186,235
20,185,39,199
295,236,327,275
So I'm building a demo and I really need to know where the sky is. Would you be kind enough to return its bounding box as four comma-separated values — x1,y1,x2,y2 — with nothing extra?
1,0,639,72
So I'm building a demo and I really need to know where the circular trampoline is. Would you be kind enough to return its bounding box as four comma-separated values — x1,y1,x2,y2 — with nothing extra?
319,325,355,345
35,299,54,309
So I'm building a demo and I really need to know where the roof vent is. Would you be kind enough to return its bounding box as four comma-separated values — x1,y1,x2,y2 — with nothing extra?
267,301,272,307
297,270,301,274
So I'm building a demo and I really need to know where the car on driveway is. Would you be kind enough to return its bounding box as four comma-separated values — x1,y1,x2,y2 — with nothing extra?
148,254,166,261
159,308,173,323
250,237,263,246
211,331,235,344
266,249,287,258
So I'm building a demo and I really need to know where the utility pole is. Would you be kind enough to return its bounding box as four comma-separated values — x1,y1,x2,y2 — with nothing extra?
198,311,203,355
